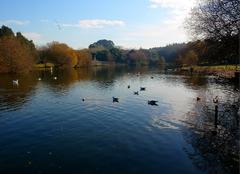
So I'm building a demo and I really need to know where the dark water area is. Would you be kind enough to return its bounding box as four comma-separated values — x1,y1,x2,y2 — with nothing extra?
0,67,239,174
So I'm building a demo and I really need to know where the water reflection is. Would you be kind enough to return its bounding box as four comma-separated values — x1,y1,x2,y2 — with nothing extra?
0,67,239,174
182,85,239,174
0,73,38,111
0,67,164,111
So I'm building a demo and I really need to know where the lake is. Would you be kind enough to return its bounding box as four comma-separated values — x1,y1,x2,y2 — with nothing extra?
0,67,239,174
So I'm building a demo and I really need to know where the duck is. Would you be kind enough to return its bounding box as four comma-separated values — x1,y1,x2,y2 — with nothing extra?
54,77,57,80
134,91,139,95
213,96,219,104
82,98,85,102
148,100,158,106
112,97,119,103
12,80,19,86
140,87,146,91
151,76,154,79
197,97,201,101
128,85,130,89
38,78,42,81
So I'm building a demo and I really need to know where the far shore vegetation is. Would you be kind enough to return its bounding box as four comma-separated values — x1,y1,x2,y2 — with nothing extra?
0,0,239,77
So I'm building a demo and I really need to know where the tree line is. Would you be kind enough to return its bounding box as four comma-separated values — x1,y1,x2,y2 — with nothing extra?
0,0,238,73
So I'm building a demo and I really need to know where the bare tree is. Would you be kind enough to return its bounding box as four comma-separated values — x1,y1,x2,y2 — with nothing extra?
187,0,240,41
186,0,240,64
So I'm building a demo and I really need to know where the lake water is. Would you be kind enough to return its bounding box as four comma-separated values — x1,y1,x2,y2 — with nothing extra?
0,67,239,174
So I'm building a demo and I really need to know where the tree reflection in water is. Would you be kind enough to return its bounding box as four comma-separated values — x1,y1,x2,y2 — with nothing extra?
0,73,38,112
0,66,163,111
182,81,239,174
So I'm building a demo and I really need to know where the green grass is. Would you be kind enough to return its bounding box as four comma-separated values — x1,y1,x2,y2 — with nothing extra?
34,63,55,68
193,65,240,71
181,65,240,71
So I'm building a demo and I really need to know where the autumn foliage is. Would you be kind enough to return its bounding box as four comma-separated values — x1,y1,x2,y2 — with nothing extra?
39,42,78,67
0,26,37,73
76,49,92,67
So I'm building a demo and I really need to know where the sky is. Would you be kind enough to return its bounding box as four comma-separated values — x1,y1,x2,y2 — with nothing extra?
0,0,196,49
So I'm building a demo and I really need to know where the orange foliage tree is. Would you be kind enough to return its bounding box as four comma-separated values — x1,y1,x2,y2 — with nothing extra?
0,37,34,73
44,42,78,67
76,49,92,67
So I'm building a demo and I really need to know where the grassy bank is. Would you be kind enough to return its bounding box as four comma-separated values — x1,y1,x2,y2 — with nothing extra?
34,63,55,69
181,65,240,78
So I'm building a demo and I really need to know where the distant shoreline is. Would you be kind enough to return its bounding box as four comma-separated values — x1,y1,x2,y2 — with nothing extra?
180,65,240,79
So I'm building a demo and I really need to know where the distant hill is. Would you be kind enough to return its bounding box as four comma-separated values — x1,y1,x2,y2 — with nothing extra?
89,39,115,50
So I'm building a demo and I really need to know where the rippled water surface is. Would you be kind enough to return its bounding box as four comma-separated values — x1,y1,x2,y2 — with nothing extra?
0,67,239,174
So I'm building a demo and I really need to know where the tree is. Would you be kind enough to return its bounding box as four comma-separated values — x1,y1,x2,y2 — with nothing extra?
92,50,107,61
0,26,37,73
89,40,117,63
187,0,239,40
127,49,148,66
0,37,34,73
76,49,92,67
89,39,115,50
16,32,38,61
186,0,239,64
109,47,123,63
43,42,78,67
182,50,198,66
0,25,14,38
151,43,186,63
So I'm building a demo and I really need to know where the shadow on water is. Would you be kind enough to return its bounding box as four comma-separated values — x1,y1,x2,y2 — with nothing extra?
181,84,239,174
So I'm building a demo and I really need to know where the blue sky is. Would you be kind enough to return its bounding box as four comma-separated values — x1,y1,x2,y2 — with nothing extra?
0,0,196,49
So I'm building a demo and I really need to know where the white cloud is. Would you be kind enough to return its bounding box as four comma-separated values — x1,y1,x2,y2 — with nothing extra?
63,19,125,29
22,32,42,42
123,0,197,48
149,0,196,22
121,23,187,48
0,20,30,25
149,0,195,10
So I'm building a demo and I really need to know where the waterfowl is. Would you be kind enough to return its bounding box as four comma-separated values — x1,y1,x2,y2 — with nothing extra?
151,76,154,79
197,97,201,101
54,77,57,80
148,100,158,106
38,78,42,81
134,91,139,95
12,80,19,86
128,85,130,89
82,98,85,102
140,87,146,91
112,97,119,103
213,96,219,104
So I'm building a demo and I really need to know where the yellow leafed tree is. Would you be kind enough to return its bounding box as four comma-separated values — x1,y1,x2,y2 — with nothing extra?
0,37,34,73
76,49,92,67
